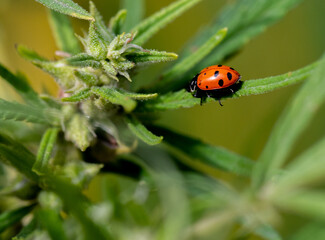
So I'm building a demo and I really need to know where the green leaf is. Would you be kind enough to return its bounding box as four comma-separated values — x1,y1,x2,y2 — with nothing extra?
0,63,42,105
74,69,99,86
160,28,227,90
126,50,178,64
177,0,304,87
275,137,325,193
0,133,38,181
152,126,254,176
138,60,319,112
88,21,108,60
109,9,127,35
38,208,68,240
131,0,201,45
17,45,77,89
0,204,36,233
64,53,100,68
35,0,94,21
254,224,283,240
92,86,137,112
121,0,144,32
275,191,325,221
89,1,114,43
136,89,198,112
48,10,81,54
237,60,318,97
125,115,163,145
33,128,59,175
252,54,325,191
0,99,57,124
61,88,92,102
117,88,158,100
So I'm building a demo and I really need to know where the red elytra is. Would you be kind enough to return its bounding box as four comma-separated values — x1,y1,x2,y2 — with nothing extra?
197,65,241,90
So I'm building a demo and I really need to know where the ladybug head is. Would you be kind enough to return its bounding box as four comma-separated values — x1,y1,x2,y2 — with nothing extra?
187,74,199,92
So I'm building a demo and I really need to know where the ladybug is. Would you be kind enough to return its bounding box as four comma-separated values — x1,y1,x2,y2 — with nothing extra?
188,65,241,106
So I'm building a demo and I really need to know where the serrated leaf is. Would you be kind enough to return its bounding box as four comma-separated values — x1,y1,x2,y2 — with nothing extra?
64,53,100,68
61,88,91,102
138,60,319,111
33,128,59,175
92,86,137,112
136,89,198,112
0,99,57,124
160,28,227,90
152,126,254,176
48,10,81,54
177,0,304,88
126,50,178,64
252,54,325,190
17,45,77,89
74,69,98,86
117,88,158,100
132,0,201,45
0,63,42,106
89,1,114,43
35,0,94,21
0,133,38,181
88,21,108,60
121,0,144,32
0,204,36,233
109,9,127,35
126,115,163,145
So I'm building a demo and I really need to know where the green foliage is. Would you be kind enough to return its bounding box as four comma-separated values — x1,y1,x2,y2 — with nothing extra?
126,115,163,145
0,205,36,233
33,128,59,175
48,10,81,54
132,0,202,45
0,0,324,239
153,126,253,176
35,0,94,21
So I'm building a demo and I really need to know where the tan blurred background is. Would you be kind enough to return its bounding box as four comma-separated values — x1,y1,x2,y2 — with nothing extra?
0,0,324,160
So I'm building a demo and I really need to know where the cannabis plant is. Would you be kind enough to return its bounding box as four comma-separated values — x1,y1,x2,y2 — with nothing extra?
0,0,325,239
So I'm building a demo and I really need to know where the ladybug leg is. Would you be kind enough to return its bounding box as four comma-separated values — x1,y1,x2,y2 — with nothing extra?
218,99,223,106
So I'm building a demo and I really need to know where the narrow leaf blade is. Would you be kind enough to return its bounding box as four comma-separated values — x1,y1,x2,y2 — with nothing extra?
132,0,201,45
252,54,325,190
126,50,178,64
91,86,136,112
0,99,57,124
48,10,81,54
109,9,127,35
126,115,163,145
152,126,254,176
33,128,59,175
121,0,144,31
35,0,94,21
160,28,227,90
0,204,36,233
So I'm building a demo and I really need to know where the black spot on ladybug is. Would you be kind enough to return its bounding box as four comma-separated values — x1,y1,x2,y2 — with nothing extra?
206,86,208,89
227,72,232,80
214,71,219,77
218,64,222,67
204,73,206,75
230,67,234,70
218,79,224,87
199,83,201,85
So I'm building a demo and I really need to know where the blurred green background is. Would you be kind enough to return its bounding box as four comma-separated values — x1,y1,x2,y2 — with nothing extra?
0,0,324,161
